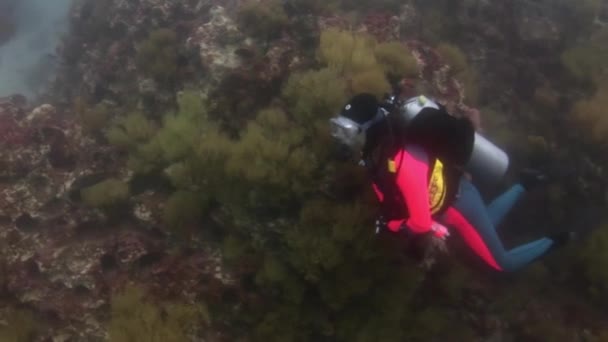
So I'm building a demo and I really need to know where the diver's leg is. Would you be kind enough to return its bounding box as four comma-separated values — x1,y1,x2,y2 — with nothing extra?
443,179,554,272
441,207,502,271
486,184,525,227
487,168,548,227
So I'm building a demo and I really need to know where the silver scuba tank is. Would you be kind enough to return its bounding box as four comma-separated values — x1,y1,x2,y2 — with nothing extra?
400,95,510,186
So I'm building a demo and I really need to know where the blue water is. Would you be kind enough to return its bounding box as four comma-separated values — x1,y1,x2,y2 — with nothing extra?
0,0,73,97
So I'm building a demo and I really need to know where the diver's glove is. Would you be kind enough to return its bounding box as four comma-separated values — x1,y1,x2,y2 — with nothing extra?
549,231,576,249
375,216,387,234
431,221,450,240
409,222,450,270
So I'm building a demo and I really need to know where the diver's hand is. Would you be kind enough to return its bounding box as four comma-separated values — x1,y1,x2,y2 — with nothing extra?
375,216,388,234
430,221,450,241
419,222,450,269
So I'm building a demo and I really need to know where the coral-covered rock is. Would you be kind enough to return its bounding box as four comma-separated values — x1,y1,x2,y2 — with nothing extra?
361,11,401,42
516,11,561,50
187,5,247,85
0,92,238,339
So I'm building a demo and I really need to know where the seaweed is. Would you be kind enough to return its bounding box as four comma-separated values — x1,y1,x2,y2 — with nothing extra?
374,42,420,78
0,308,41,342
106,112,158,149
282,68,347,127
163,190,208,236
224,107,317,211
561,28,608,87
436,42,479,104
106,112,163,173
350,69,392,98
81,178,130,209
75,99,113,134
237,0,289,41
436,43,468,75
108,284,209,342
222,234,250,261
318,28,378,75
155,90,208,163
136,28,179,84
578,226,608,302
570,86,608,144
317,28,417,97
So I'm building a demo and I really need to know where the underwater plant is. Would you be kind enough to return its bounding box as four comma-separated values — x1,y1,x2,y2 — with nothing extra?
224,107,318,213
108,284,209,342
74,98,113,134
282,68,348,127
237,0,289,41
570,86,608,144
155,90,208,163
163,190,208,236
106,112,163,173
0,308,41,342
222,234,250,262
436,43,468,75
561,28,608,87
436,42,479,103
106,112,158,149
136,28,179,84
318,28,378,75
317,28,421,98
350,69,392,98
81,178,130,209
374,42,420,79
578,226,608,302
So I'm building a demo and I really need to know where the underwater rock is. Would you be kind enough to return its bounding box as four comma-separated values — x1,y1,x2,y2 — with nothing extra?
138,78,158,96
0,98,29,148
406,40,471,114
27,104,56,124
14,214,40,232
398,3,420,36
131,190,165,227
0,94,149,338
517,14,560,45
317,13,351,32
362,11,401,42
187,5,247,84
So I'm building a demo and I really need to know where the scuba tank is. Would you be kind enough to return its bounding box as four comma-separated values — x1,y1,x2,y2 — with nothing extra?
397,95,510,186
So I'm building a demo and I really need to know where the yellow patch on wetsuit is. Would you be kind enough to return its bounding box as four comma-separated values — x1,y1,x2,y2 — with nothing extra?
428,159,447,214
388,159,397,173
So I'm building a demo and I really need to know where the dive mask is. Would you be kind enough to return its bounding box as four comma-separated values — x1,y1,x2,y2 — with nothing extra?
329,108,389,148
329,116,364,148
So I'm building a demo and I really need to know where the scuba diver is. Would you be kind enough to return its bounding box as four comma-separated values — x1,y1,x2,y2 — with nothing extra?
329,93,573,272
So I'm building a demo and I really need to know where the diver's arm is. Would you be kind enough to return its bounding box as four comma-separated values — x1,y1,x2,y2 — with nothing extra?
371,183,384,202
391,145,433,234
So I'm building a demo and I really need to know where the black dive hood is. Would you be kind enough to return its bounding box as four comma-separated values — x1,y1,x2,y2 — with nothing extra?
400,96,510,186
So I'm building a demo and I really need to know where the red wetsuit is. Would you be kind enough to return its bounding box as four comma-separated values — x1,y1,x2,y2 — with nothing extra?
372,144,504,271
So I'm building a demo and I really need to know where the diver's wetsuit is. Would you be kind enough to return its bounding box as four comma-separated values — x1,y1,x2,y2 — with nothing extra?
373,144,554,272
